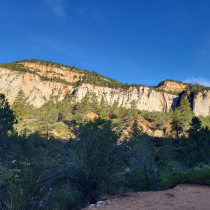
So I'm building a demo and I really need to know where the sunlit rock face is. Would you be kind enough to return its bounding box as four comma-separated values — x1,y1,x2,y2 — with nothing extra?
74,84,179,112
193,91,210,116
0,67,179,111
0,68,73,107
158,81,186,93
3,67,210,116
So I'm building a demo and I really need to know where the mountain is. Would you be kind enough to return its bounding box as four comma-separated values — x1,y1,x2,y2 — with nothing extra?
0,59,210,116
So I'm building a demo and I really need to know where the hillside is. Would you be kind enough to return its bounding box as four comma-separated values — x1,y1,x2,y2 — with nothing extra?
1,60,210,210
1,59,210,116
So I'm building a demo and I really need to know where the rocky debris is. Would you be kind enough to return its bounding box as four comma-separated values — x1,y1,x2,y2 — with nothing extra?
84,201,104,209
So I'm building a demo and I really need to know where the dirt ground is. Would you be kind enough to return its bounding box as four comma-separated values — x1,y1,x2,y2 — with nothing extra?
83,184,210,210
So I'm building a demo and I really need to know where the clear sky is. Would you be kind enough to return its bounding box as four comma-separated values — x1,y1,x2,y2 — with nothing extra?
1,0,210,86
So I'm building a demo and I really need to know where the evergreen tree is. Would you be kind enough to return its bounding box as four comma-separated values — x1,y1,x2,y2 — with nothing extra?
182,117,210,167
90,93,99,113
59,94,74,122
0,94,16,135
187,116,202,142
130,119,142,137
40,97,59,139
127,133,158,191
12,89,30,121
170,108,183,141
100,95,106,109
79,92,92,114
178,97,194,131
129,100,138,119
0,94,16,208
99,96,109,119
13,131,50,209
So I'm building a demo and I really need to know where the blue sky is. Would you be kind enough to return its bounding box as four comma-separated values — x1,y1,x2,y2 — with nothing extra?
1,0,210,86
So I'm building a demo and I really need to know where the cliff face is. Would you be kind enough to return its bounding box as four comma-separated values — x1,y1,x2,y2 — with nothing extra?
22,62,84,83
0,67,179,112
0,68,73,107
75,84,179,112
158,81,186,93
193,91,210,116
1,66,210,116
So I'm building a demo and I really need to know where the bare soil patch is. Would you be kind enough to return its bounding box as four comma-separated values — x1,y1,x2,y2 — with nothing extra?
84,184,210,210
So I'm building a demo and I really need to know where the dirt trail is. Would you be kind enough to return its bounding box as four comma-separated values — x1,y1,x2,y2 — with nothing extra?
84,184,210,210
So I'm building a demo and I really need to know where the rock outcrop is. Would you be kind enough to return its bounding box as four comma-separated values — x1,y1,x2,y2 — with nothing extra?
158,80,186,93
1,66,210,116
0,68,179,112
22,62,83,83
193,91,210,116
0,68,73,107
74,84,179,113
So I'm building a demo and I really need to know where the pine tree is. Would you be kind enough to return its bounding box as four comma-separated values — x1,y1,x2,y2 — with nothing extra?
100,95,106,109
90,93,99,113
59,94,73,121
187,116,202,142
12,89,30,121
130,119,142,137
79,92,92,114
99,96,108,119
182,117,210,167
129,100,138,118
41,97,59,139
170,108,183,141
0,94,16,135
178,97,194,131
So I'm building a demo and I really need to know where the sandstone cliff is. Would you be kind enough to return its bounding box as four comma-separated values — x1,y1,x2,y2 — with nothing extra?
0,68,73,107
158,80,186,93
1,65,210,116
193,91,210,116
22,62,84,83
0,67,179,112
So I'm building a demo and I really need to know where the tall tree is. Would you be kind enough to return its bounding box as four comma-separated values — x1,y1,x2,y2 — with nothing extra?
0,93,16,135
12,89,30,121
178,97,194,131
170,108,183,141
40,97,59,139
99,96,109,119
182,117,210,167
130,119,142,137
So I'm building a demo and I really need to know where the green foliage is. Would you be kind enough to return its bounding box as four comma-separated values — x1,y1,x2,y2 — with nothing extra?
127,133,158,191
2,90,210,209
12,90,32,121
0,93,16,135
130,119,142,137
45,118,129,205
0,164,14,209
178,97,194,131
156,138,177,168
160,165,210,189
170,108,183,140
181,117,210,167
12,131,49,209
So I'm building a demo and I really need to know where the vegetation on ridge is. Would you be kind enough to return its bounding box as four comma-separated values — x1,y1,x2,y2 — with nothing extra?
1,59,210,95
